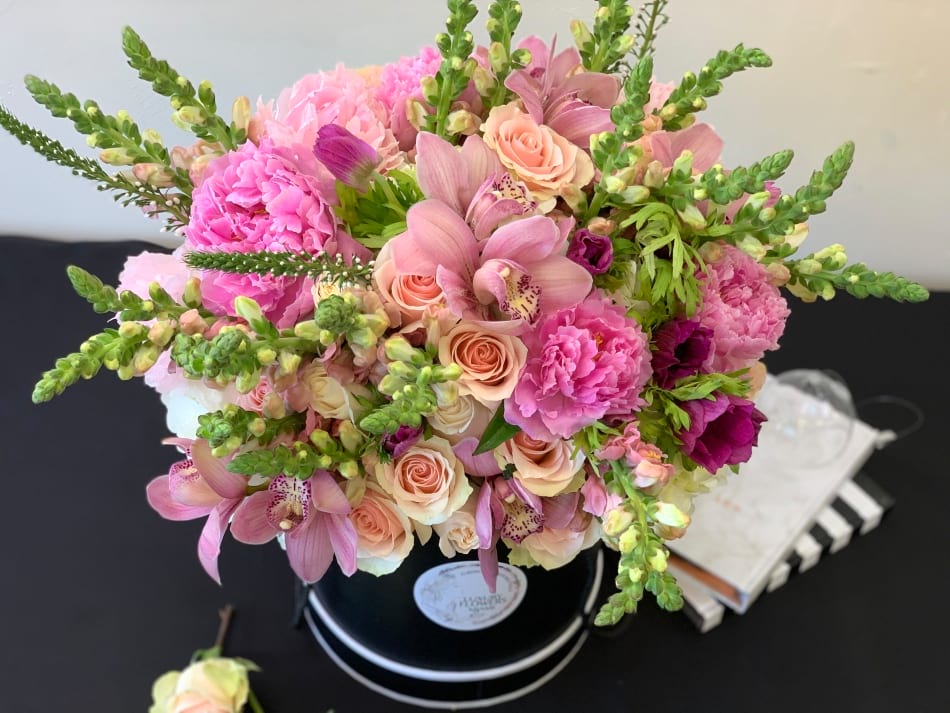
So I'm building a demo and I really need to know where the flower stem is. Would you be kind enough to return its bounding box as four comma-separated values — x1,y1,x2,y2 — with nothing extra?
214,604,235,651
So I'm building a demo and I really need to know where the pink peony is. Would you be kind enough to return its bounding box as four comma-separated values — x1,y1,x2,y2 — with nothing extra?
249,65,403,171
506,293,653,440
185,140,367,328
696,245,790,372
377,47,442,150
117,247,193,301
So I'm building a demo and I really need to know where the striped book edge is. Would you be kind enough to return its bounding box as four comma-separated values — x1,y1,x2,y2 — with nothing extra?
680,471,893,632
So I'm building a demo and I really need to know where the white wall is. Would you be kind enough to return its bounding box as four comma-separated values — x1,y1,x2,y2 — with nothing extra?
2,0,947,288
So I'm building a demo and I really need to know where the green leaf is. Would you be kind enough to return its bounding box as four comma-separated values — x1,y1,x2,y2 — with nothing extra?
473,405,520,455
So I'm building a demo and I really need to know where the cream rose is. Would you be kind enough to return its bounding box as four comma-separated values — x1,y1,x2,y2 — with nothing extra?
433,492,480,557
438,322,527,406
497,431,584,497
349,482,414,575
482,103,594,206
517,517,601,570
149,659,251,713
375,436,473,525
428,394,494,445
374,242,446,324
294,360,366,420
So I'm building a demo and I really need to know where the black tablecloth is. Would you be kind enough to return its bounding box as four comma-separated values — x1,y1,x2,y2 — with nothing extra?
2,236,947,713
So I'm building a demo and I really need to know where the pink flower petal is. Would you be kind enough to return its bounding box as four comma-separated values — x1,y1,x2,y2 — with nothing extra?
478,546,499,594
480,215,562,264
543,492,579,529
286,514,334,583
459,135,502,207
547,103,615,148
198,499,241,585
650,123,724,173
415,132,467,214
580,475,608,517
453,437,504,477
190,439,248,500
311,470,351,515
475,480,496,547
530,255,593,312
391,200,478,277
230,491,277,545
146,476,214,522
504,71,545,123
327,513,358,576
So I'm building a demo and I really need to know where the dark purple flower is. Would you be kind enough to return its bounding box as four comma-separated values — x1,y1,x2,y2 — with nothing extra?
566,229,613,275
381,425,423,460
313,124,380,191
652,319,715,389
678,394,766,472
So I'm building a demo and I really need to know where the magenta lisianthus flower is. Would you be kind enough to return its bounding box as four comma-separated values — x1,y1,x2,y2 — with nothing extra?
505,294,653,440
651,319,715,389
678,393,766,472
696,245,790,372
314,124,380,191
566,228,613,275
185,140,368,327
249,65,403,171
377,46,442,150
505,36,620,147
381,425,424,460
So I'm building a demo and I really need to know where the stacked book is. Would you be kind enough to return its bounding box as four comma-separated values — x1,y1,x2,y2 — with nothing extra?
666,378,892,633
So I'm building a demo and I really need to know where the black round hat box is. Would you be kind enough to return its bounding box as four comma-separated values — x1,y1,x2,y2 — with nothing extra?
302,540,604,709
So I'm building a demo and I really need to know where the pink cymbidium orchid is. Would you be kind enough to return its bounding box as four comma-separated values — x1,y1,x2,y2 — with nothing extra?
474,476,545,591
415,132,537,239
229,470,357,583
504,36,620,147
389,200,592,331
146,438,249,585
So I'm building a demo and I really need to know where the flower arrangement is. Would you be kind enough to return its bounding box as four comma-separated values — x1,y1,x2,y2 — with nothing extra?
2,0,928,626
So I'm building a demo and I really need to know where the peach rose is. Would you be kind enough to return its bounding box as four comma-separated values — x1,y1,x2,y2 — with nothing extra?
433,492,480,557
427,394,494,444
349,482,414,575
291,360,367,420
482,103,594,207
516,517,601,570
438,321,527,406
375,436,473,525
373,242,446,324
497,431,584,497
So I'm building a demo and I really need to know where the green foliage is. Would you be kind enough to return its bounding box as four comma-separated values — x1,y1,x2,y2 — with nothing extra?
121,26,244,150
786,251,930,304
197,406,304,457
631,0,669,60
665,371,750,402
659,45,772,131
32,327,153,403
0,104,190,227
575,0,635,74
694,149,795,206
473,406,521,455
594,468,683,626
358,338,462,435
228,430,362,479
184,250,374,286
424,0,480,138
483,0,528,108
335,170,424,248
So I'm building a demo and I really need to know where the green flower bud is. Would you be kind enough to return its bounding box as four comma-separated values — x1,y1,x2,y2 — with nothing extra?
618,526,638,553
98,148,135,166
378,374,405,396
338,460,361,480
445,109,481,136
619,185,651,204
647,548,668,573
603,508,634,537
604,175,626,194
174,105,205,127
309,429,333,451
677,203,707,231
338,421,364,453
643,161,666,189
612,34,635,55
134,345,161,374
627,566,644,583
117,363,136,381
148,320,176,348
652,502,691,529
671,150,694,178
141,128,163,145
293,320,321,341
232,96,252,132
797,258,822,276
278,352,301,377
248,417,267,438
820,282,836,301
182,278,202,309
473,66,496,96
384,336,417,363
233,296,265,326
487,41,508,74
118,321,146,339
256,348,277,365
388,361,417,382
510,48,531,67
420,76,440,105
236,370,260,394
570,19,593,47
